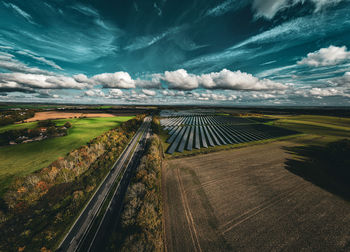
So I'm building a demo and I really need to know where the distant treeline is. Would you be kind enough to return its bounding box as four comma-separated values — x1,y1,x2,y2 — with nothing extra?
0,115,145,251
0,110,35,126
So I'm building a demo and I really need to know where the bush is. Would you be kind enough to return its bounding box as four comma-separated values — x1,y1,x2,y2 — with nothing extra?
64,121,72,128
38,120,55,127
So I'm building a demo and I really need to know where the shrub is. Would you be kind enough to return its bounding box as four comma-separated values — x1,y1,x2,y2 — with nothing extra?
64,121,72,128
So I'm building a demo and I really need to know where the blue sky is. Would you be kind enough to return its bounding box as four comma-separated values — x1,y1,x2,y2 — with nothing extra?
0,0,350,105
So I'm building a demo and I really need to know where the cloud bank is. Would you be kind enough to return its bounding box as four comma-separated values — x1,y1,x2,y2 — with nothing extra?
0,68,285,92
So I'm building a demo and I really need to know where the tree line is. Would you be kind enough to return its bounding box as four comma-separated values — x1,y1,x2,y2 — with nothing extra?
107,118,164,251
0,115,145,251
0,110,35,126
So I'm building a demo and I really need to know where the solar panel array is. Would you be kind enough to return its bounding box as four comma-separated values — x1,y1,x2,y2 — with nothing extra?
161,115,297,154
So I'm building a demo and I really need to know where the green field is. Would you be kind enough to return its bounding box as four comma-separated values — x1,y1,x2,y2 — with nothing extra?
0,121,38,133
266,115,350,144
0,116,133,196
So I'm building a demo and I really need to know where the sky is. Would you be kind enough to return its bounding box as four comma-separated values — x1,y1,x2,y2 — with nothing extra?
0,0,350,106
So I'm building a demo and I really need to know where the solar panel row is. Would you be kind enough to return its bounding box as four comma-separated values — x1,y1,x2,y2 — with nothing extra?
163,116,297,154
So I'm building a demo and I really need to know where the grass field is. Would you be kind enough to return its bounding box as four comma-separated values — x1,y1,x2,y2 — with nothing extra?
0,122,38,133
0,116,133,196
266,115,350,145
163,141,350,251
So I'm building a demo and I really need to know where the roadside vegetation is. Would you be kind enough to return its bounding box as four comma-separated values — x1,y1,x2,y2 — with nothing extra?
0,115,144,251
0,116,134,197
107,131,163,251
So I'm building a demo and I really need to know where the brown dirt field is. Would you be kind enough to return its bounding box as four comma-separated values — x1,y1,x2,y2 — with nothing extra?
24,111,116,122
163,141,350,252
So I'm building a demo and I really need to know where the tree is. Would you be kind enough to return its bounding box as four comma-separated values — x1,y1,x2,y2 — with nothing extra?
47,126,57,136
28,128,40,138
64,121,72,128
38,120,55,127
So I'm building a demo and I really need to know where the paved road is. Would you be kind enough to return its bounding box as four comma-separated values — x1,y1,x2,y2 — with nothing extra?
57,116,152,252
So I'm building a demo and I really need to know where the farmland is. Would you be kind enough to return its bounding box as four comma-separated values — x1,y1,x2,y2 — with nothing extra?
163,141,350,251
0,116,133,196
160,112,297,154
24,111,117,122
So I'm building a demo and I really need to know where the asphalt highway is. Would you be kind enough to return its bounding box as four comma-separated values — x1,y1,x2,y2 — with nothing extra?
57,116,152,252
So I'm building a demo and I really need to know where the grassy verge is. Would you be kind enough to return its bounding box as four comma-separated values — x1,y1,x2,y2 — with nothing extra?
0,116,133,197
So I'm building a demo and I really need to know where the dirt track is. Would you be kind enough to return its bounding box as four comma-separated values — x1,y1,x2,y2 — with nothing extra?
25,111,116,122
163,141,350,251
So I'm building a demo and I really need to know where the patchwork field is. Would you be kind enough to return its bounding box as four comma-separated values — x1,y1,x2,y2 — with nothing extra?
163,141,350,251
24,111,116,122
0,116,133,196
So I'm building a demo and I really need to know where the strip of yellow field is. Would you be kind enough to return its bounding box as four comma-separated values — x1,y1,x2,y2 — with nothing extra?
277,119,350,131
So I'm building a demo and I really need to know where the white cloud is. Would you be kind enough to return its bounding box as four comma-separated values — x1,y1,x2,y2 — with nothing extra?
294,86,350,99
252,0,345,19
91,72,136,88
252,0,297,19
135,74,162,88
329,72,350,86
309,88,341,97
109,88,123,97
73,74,91,83
159,69,285,91
3,2,36,24
17,50,63,70
206,0,247,17
0,73,91,91
0,52,51,75
298,45,350,67
84,89,105,97
311,0,344,11
162,69,199,90
142,89,156,96
198,69,287,90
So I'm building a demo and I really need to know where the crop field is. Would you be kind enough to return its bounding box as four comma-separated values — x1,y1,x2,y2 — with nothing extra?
0,116,133,196
160,115,297,154
163,141,350,251
24,111,117,122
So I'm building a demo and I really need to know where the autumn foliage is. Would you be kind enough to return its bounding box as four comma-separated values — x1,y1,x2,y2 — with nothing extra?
0,115,144,251
108,134,163,251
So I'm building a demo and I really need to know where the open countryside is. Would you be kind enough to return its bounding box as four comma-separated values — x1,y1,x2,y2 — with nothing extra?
0,116,133,196
1,0,350,251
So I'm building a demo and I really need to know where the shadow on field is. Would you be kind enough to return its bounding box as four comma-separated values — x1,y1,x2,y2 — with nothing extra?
283,139,350,201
